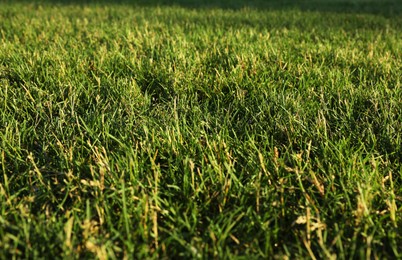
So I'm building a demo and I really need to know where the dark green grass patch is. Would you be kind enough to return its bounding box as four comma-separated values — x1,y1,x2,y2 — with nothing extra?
0,1,401,258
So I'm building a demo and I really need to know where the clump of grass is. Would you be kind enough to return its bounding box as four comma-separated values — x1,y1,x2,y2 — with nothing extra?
0,1,401,258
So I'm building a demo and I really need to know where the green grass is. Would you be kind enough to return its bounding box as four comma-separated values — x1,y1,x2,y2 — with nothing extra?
0,0,401,258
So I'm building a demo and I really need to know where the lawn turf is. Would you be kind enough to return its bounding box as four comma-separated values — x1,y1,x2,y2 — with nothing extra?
0,0,402,258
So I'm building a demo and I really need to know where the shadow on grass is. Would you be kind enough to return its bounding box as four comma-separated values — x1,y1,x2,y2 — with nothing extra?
7,0,402,17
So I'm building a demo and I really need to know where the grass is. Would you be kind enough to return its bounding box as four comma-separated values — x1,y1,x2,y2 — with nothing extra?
0,0,401,258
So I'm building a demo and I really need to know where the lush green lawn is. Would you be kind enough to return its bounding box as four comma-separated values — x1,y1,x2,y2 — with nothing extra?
1,0,401,258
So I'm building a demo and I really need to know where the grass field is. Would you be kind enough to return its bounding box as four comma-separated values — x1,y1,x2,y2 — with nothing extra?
1,0,402,258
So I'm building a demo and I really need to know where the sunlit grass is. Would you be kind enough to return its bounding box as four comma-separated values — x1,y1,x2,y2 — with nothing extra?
0,1,401,258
